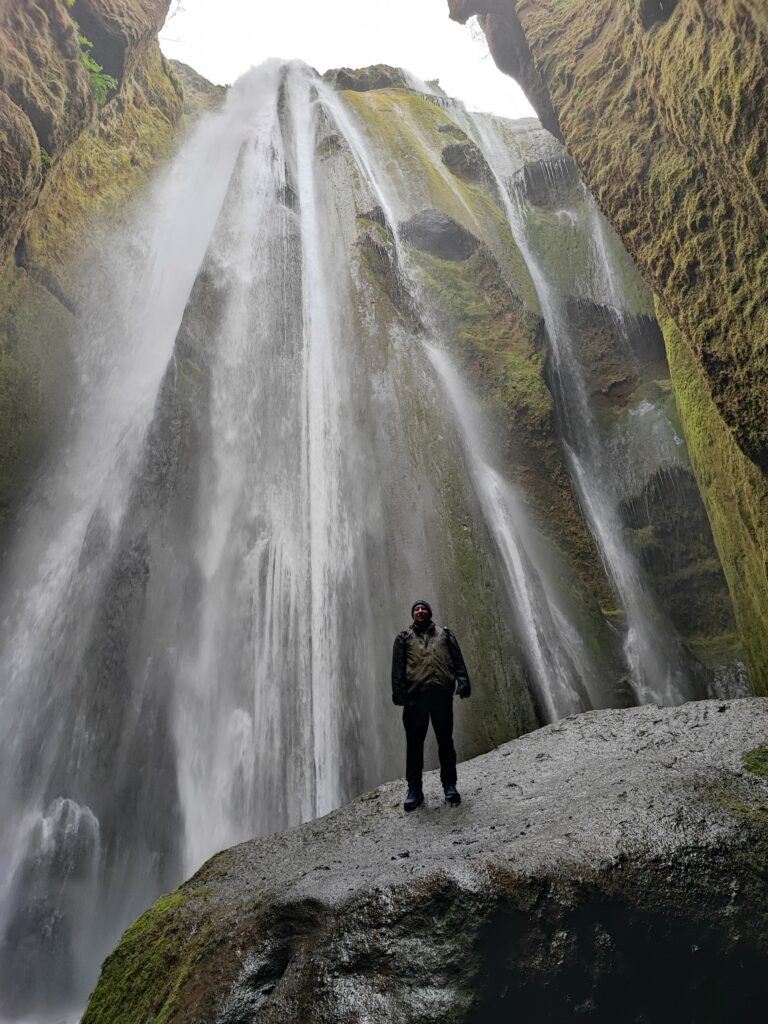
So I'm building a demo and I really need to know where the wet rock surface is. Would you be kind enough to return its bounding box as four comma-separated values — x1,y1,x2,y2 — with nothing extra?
402,209,480,261
85,698,768,1022
323,64,410,92
447,0,768,692
0,0,175,262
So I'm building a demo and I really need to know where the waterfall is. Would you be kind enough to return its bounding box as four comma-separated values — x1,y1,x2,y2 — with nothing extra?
0,62,739,1019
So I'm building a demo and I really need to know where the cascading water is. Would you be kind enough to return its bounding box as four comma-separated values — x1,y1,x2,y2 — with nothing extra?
444,107,702,706
426,345,602,720
0,62,743,1021
0,62,536,1020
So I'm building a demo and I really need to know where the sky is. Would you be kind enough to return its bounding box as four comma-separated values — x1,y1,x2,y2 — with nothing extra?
159,0,536,119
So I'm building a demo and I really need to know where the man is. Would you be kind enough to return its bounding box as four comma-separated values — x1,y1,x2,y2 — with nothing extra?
391,600,471,811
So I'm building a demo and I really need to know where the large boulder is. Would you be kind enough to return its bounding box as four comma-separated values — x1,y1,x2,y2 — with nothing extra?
84,698,768,1022
323,64,410,92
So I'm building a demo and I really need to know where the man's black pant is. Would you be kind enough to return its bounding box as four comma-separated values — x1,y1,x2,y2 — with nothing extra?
403,687,457,790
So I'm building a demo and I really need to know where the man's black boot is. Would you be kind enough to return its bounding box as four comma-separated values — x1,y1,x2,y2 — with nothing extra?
444,784,461,805
404,787,424,812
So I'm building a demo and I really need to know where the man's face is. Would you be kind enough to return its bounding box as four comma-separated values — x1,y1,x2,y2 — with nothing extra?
413,604,431,626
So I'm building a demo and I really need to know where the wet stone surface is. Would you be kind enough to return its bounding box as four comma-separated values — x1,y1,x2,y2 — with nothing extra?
86,698,768,1022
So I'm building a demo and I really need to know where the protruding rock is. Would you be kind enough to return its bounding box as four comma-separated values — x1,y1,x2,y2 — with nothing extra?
401,209,480,260
441,139,490,183
323,64,408,92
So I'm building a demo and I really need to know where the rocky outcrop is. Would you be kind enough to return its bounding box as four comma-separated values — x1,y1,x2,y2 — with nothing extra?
340,77,742,685
448,0,768,692
0,1,212,531
170,58,226,118
83,697,768,1022
0,0,179,263
402,209,480,261
323,64,411,92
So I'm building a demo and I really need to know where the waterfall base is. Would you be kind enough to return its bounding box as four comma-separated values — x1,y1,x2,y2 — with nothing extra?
84,698,768,1024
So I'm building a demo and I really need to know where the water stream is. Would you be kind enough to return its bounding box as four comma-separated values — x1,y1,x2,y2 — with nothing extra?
447,108,700,705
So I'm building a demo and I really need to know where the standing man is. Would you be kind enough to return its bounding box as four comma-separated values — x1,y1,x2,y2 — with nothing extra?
391,600,471,811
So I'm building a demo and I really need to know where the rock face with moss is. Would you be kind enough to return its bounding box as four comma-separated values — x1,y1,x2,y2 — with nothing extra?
0,57,755,1019
0,1,221,529
82,697,768,1022
448,0,768,692
342,77,741,691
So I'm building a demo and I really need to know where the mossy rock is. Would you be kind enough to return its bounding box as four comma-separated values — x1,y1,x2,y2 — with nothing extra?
660,301,768,694
477,0,768,470
323,64,410,92
0,263,75,532
341,86,540,311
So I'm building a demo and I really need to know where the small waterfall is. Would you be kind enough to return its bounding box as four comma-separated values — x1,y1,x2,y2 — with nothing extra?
426,346,601,719
450,108,699,704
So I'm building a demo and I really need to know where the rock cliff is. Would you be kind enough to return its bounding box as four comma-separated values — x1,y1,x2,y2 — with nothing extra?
449,0,768,692
0,0,219,530
83,697,768,1022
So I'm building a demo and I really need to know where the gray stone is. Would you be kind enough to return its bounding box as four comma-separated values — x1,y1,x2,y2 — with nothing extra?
401,209,480,261
85,698,768,1022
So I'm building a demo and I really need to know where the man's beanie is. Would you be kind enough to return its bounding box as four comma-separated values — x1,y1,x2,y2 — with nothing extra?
411,599,432,617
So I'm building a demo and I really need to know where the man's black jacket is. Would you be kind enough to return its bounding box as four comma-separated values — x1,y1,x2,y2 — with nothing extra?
391,622,471,705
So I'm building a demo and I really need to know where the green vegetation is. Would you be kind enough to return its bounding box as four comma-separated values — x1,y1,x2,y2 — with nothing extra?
514,0,768,469
743,746,768,780
81,891,196,1024
0,7,186,521
342,87,539,310
23,43,183,300
407,243,612,607
77,33,118,106
660,301,768,694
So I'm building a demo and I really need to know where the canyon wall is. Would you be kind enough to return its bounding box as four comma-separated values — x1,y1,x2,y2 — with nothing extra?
0,0,221,529
449,0,768,691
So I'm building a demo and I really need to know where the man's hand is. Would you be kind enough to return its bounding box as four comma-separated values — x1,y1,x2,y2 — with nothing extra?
456,681,471,699
392,689,408,707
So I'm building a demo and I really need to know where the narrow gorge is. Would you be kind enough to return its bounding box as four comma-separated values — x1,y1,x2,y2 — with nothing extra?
0,2,765,1021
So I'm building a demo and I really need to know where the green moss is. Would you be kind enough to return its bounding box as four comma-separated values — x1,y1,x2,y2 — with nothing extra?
81,891,193,1024
660,300,768,694
23,43,183,299
0,37,187,520
414,247,550,431
743,747,768,780
435,448,539,748
685,632,744,668
514,0,768,467
697,774,768,829
341,88,539,311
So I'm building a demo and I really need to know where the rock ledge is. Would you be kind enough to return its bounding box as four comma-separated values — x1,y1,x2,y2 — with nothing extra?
84,698,768,1022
